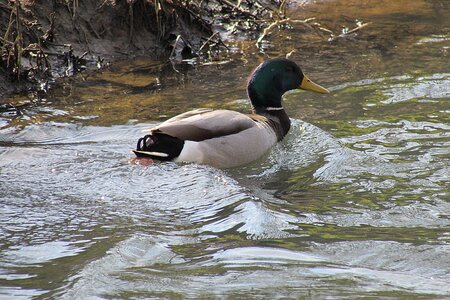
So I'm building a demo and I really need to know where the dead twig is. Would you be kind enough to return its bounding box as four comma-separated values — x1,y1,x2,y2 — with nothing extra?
329,22,372,41
198,31,219,52
256,18,291,45
71,0,79,20
0,36,14,46
155,0,163,40
344,21,371,35
0,2,13,11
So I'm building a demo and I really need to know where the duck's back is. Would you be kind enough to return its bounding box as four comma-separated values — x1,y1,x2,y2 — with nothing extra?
154,109,256,141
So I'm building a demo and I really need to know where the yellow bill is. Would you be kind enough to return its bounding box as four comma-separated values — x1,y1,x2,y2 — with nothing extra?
299,74,329,94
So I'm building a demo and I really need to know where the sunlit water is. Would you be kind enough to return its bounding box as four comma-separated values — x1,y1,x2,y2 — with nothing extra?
1,0,449,298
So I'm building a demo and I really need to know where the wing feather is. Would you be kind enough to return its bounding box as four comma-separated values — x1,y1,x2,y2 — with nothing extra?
144,109,259,142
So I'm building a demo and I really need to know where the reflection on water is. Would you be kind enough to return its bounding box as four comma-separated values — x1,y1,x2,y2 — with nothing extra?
1,0,449,298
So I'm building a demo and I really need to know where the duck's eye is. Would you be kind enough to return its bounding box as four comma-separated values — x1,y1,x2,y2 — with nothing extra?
285,66,295,72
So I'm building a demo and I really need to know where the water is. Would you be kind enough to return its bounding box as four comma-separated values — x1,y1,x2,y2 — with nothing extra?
1,0,449,298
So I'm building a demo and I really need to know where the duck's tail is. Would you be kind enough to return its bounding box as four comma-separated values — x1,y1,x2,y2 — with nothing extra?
132,133,184,161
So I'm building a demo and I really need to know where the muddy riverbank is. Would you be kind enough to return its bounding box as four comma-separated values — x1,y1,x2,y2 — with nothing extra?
0,0,284,97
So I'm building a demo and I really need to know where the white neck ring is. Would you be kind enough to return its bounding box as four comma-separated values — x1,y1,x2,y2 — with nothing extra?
265,107,284,111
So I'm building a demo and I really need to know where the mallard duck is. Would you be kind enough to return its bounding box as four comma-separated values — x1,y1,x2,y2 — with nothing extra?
133,58,329,168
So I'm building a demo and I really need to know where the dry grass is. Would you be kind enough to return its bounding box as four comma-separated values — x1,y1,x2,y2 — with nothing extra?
0,1,50,82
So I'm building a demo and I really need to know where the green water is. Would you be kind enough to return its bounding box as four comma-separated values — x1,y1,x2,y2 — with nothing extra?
1,0,449,298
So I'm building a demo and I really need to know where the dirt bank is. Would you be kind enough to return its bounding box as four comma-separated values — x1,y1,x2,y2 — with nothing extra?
0,0,281,97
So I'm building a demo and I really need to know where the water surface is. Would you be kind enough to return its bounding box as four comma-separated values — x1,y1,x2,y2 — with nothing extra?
1,0,449,298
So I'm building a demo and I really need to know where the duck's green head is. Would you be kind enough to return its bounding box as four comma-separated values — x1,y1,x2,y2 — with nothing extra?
247,58,329,111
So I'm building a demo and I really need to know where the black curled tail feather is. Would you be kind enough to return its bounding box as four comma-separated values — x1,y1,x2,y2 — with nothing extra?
134,133,184,161
136,134,156,152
